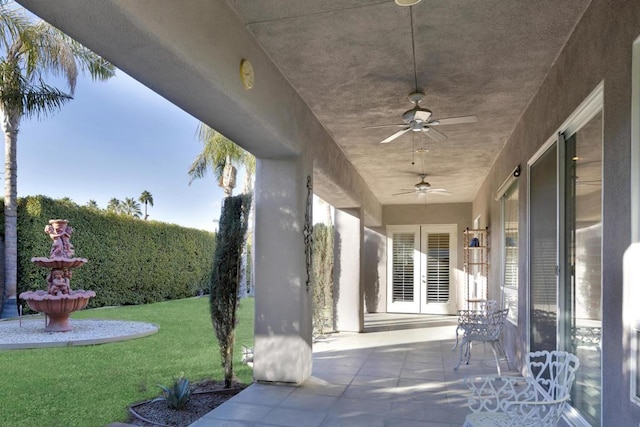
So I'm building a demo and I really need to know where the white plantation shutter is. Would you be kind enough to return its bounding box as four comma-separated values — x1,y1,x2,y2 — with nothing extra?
392,233,415,302
426,233,450,302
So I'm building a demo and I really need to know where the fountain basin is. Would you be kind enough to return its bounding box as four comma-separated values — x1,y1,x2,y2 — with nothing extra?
31,257,87,269
19,290,96,332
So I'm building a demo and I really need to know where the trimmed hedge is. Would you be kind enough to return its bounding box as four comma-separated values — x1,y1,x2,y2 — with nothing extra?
6,196,216,308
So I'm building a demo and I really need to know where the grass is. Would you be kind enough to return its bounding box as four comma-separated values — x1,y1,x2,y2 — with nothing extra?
0,296,254,427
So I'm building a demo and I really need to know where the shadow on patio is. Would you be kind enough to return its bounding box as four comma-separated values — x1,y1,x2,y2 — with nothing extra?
191,313,515,427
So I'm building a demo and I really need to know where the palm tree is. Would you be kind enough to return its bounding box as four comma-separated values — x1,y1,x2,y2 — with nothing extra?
139,190,153,220
85,200,99,210
107,198,122,214
189,123,256,297
188,123,254,198
58,197,75,206
122,197,142,218
0,4,115,318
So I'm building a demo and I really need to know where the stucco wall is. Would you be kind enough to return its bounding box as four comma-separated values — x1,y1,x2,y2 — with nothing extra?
472,0,640,424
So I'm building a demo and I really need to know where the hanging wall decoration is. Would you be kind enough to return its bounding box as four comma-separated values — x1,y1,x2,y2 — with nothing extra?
303,175,313,292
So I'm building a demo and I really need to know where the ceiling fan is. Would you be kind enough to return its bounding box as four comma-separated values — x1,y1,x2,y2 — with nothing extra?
367,6,476,144
368,92,478,144
392,174,451,197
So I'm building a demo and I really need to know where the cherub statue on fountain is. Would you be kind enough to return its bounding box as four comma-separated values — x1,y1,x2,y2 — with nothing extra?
47,269,70,295
45,220,75,259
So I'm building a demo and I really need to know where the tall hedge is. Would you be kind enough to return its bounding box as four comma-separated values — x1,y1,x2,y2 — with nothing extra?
5,196,216,308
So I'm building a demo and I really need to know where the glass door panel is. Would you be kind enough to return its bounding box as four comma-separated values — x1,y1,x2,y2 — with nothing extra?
529,144,558,351
420,225,457,314
387,226,420,313
564,113,602,426
503,183,519,324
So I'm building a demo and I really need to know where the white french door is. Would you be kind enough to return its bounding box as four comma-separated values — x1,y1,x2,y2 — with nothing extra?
387,224,457,314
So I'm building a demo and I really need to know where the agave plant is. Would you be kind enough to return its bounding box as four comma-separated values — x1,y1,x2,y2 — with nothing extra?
157,374,192,410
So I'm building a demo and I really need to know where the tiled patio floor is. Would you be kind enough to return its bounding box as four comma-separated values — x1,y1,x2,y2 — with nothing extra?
190,313,515,427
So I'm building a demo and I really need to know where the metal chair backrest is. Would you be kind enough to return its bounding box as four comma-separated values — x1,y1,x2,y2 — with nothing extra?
480,299,498,314
526,350,580,400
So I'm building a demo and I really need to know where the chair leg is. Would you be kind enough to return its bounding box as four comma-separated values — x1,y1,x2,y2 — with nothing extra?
490,341,501,375
452,325,461,350
495,339,510,371
454,337,467,371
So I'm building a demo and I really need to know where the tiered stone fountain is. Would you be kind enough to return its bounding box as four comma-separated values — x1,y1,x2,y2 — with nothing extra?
19,219,95,332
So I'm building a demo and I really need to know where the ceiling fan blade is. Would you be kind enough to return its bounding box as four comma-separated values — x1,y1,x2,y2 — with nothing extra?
427,189,452,196
423,127,447,142
429,115,478,126
392,190,417,196
381,127,411,144
363,123,407,129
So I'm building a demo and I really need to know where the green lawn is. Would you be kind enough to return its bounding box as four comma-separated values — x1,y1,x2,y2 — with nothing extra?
0,297,254,427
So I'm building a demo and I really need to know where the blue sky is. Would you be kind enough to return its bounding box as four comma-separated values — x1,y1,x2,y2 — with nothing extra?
4,70,231,232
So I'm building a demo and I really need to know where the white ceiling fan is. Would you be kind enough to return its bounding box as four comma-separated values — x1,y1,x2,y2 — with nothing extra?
367,92,477,144
367,6,476,144
392,174,451,197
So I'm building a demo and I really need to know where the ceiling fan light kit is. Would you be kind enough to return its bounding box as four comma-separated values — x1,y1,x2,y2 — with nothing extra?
394,0,421,6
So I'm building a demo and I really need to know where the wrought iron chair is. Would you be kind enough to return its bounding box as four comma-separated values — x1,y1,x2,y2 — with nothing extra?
454,308,509,374
453,300,498,350
463,350,580,427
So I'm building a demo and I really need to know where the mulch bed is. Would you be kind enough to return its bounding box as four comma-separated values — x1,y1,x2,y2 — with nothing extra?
126,380,247,426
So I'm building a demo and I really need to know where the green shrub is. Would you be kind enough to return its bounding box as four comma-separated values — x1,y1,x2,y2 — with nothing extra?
312,223,334,335
157,374,192,410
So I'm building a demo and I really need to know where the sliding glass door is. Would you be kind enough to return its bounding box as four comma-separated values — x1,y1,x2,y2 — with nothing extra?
528,91,603,425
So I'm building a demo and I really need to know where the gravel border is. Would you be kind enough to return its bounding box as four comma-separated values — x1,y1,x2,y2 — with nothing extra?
0,317,159,349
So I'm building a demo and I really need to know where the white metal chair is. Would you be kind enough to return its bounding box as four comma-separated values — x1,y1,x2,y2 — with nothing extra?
454,308,509,374
453,300,498,350
463,350,580,427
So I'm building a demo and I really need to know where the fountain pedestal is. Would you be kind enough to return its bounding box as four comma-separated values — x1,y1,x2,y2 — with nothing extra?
19,219,95,332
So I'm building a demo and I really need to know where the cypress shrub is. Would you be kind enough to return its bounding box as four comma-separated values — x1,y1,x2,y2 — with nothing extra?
209,194,252,388
312,223,334,336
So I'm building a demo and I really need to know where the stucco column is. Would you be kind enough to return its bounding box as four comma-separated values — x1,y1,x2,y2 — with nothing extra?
253,157,313,384
333,208,364,332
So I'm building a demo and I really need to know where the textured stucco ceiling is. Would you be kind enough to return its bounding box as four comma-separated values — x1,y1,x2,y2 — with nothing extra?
16,0,592,209
227,0,591,205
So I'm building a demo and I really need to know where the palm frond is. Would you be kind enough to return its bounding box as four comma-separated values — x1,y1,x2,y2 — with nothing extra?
58,30,116,81
190,123,254,185
0,2,30,54
188,151,211,184
0,63,71,118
